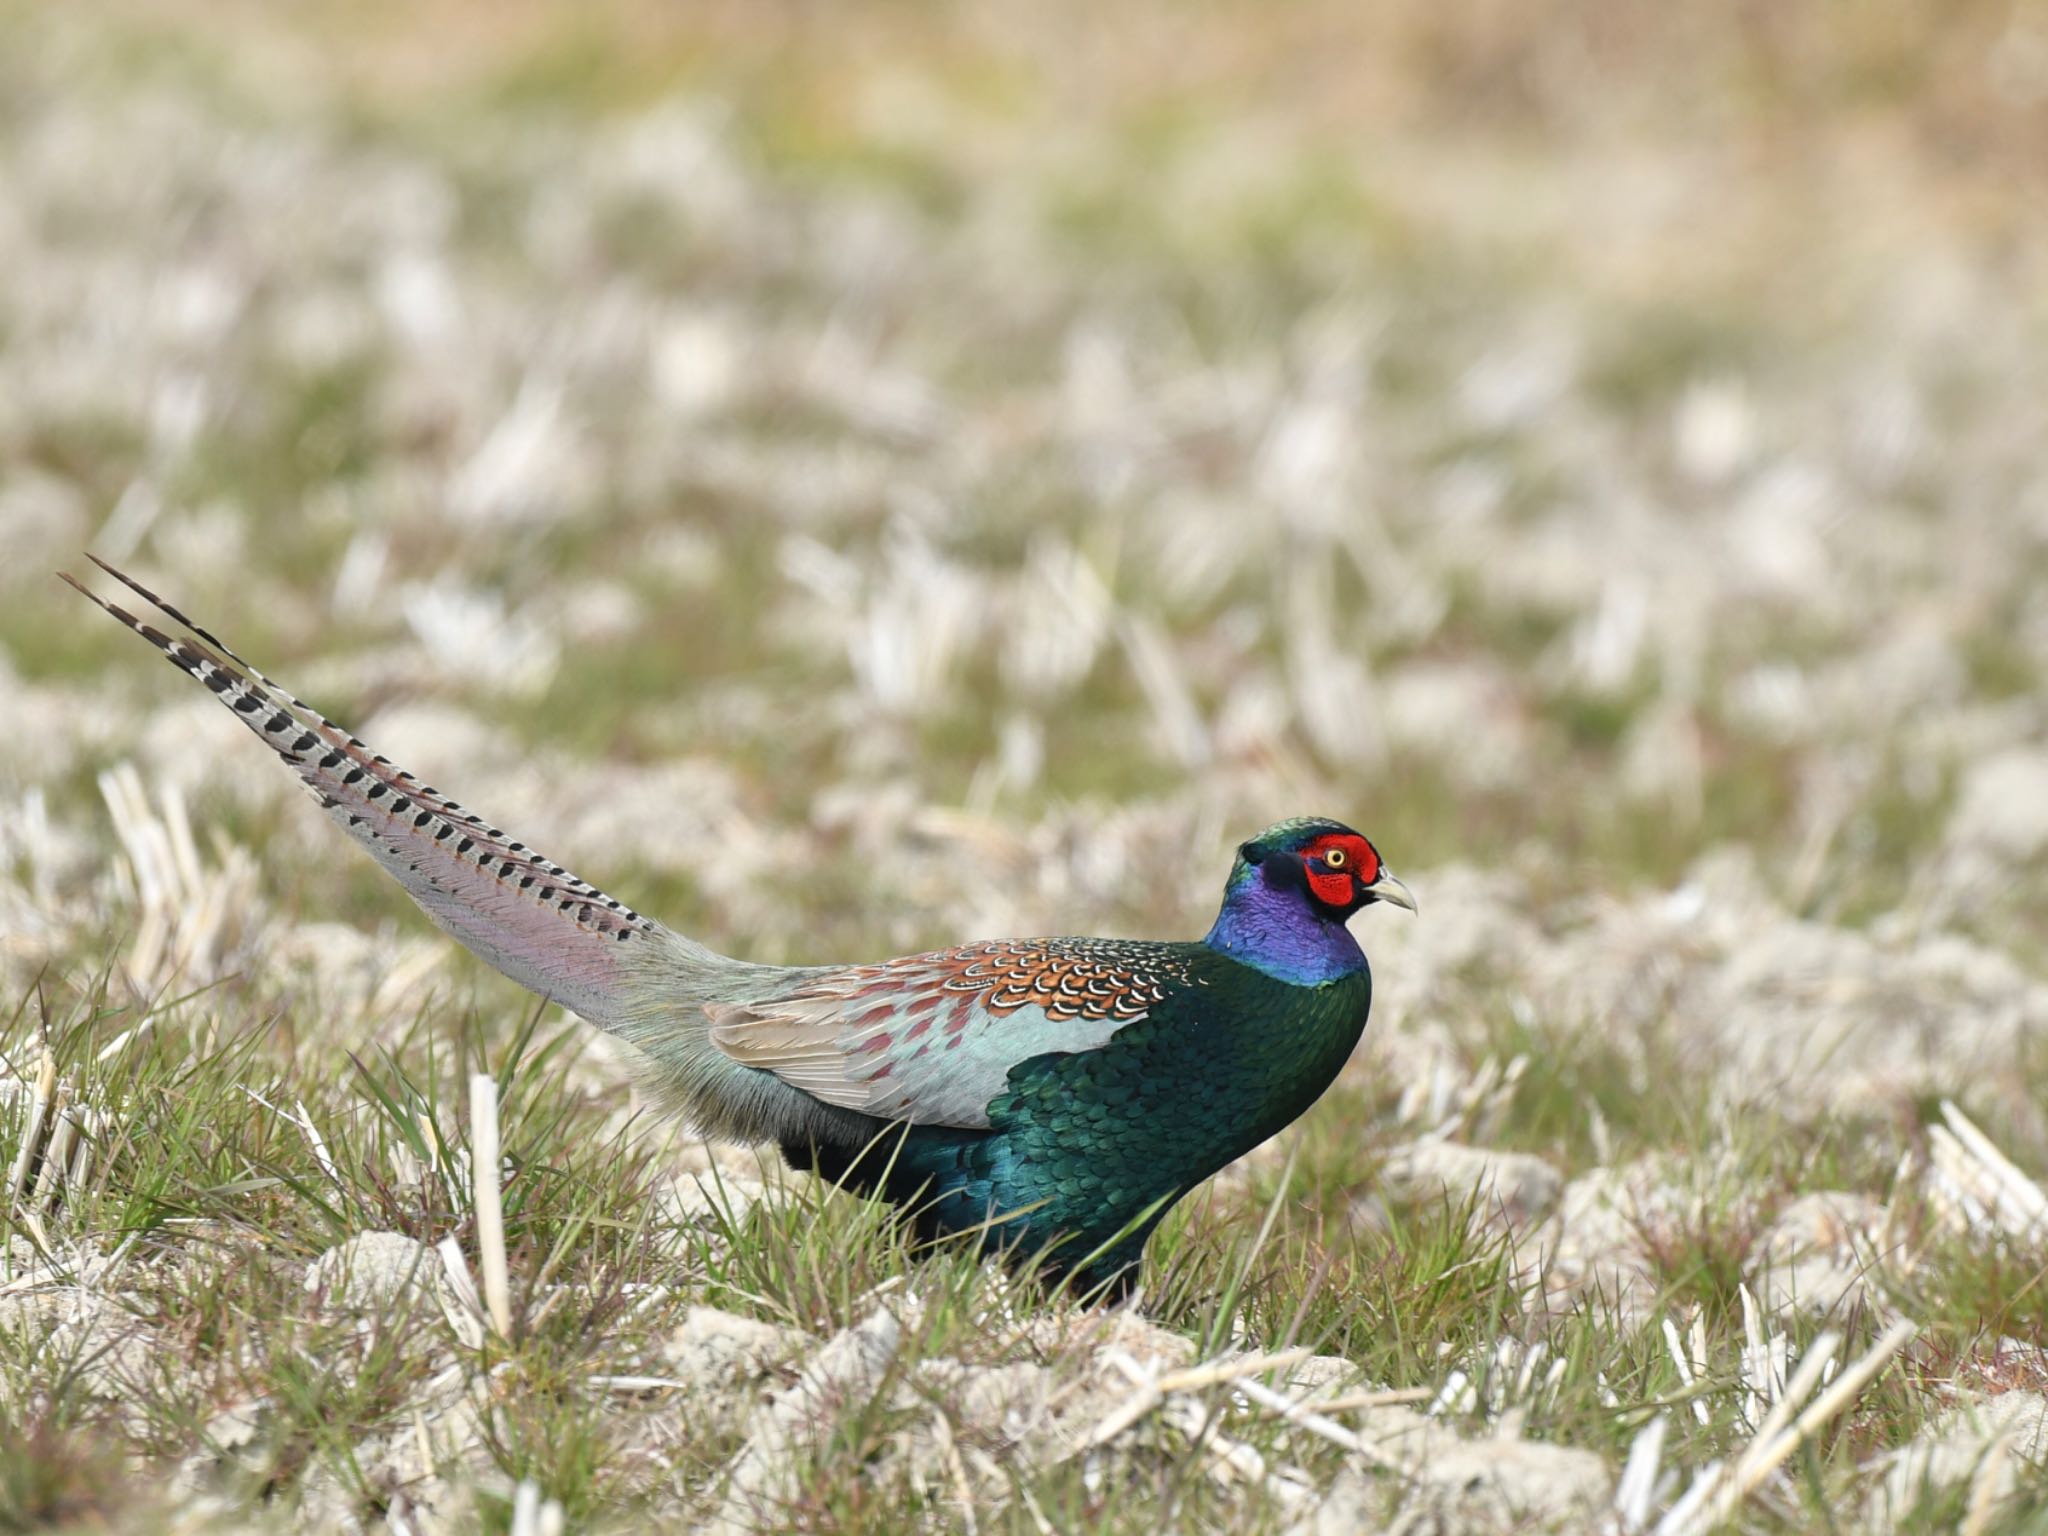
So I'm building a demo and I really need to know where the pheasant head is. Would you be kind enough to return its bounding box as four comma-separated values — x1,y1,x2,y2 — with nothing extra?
1202,816,1414,985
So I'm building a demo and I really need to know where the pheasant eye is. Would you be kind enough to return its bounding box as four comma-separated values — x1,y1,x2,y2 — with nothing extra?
1323,848,1347,869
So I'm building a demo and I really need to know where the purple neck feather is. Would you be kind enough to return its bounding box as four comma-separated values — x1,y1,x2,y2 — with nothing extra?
1203,861,1364,985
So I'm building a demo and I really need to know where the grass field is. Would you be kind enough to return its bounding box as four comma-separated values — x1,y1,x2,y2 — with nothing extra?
6,2,2048,1530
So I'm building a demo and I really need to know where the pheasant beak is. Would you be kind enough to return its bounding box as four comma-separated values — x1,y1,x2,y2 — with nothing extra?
1362,872,1417,914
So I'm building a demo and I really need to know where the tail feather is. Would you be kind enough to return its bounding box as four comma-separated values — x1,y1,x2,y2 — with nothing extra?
66,558,896,1153
65,559,674,1028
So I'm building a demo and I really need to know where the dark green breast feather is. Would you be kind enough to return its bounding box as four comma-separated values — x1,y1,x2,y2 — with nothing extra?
822,945,1373,1285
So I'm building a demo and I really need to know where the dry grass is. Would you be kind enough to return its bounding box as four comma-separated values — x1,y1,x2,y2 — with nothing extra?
5,1,2048,1530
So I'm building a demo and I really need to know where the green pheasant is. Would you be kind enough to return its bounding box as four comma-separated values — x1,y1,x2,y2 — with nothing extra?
67,558,1413,1293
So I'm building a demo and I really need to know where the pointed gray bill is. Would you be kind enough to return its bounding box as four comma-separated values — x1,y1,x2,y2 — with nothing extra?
1364,872,1417,913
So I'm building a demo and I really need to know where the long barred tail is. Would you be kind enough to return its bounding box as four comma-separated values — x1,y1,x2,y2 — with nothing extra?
61,556,699,1031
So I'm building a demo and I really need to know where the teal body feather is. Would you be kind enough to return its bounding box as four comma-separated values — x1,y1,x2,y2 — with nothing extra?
819,949,1374,1284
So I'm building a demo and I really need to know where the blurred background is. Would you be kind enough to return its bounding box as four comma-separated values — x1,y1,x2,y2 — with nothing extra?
7,0,2048,1197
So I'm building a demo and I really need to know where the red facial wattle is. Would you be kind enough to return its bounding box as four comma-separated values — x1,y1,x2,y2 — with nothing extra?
1301,832,1379,908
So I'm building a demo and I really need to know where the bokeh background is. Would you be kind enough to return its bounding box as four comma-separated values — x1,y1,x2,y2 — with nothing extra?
7,1,2048,1529
8,0,2048,1077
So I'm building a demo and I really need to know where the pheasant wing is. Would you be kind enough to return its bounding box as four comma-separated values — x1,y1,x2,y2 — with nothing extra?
705,938,1196,1129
